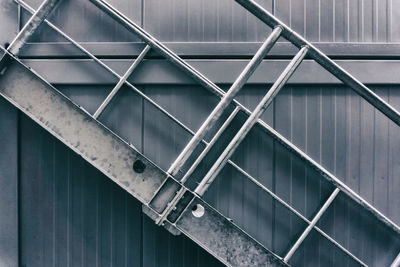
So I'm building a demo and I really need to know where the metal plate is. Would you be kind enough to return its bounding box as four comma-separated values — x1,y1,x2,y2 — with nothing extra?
0,49,167,204
175,197,287,267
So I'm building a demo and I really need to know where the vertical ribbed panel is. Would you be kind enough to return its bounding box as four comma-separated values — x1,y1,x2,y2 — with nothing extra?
19,0,400,42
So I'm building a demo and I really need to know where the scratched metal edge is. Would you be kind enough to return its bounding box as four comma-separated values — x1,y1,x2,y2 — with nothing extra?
0,47,167,205
174,197,288,267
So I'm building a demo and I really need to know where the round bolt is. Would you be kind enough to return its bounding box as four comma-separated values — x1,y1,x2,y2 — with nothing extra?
133,160,146,173
191,204,205,218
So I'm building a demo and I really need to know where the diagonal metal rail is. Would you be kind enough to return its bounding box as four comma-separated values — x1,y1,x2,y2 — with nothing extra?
10,0,400,265
0,47,286,267
0,0,61,71
234,0,400,127
195,46,308,195
3,1,287,265
13,2,369,262
89,0,400,242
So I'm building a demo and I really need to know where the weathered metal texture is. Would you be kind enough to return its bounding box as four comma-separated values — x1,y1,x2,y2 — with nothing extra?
9,84,400,266
0,50,167,204
0,1,396,263
6,0,60,56
16,112,223,267
175,197,287,267
0,0,61,71
19,0,399,241
0,49,286,266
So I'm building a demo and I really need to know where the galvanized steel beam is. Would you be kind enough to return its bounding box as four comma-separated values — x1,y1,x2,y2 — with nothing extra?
0,48,285,267
0,48,166,205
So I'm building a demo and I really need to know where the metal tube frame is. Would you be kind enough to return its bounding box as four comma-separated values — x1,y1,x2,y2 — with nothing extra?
154,106,241,225
87,0,400,241
167,26,282,176
283,188,340,262
181,106,241,184
234,0,400,127
93,45,151,119
0,0,62,71
14,0,399,265
229,161,367,266
195,46,308,196
14,0,202,143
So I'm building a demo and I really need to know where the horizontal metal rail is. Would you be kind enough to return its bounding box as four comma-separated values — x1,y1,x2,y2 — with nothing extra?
195,47,309,196
93,45,151,119
14,1,398,264
234,0,400,128
84,0,400,237
167,27,282,176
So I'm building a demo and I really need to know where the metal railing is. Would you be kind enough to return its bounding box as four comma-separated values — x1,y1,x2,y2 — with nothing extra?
12,0,400,265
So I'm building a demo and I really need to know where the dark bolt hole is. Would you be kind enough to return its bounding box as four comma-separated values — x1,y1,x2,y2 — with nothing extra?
133,160,146,173
4,43,10,49
192,205,198,212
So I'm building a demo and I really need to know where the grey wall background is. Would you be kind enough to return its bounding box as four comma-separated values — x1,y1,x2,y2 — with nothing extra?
1,0,400,266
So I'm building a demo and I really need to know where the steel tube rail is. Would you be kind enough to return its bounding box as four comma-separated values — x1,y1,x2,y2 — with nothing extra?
195,47,309,196
154,106,241,225
181,106,241,184
7,0,60,55
235,0,400,127
283,188,340,262
167,27,282,176
18,0,400,238
229,161,367,266
258,115,400,236
87,0,400,237
0,0,61,71
391,252,400,267
11,1,392,264
90,0,226,96
14,0,202,144
93,45,151,119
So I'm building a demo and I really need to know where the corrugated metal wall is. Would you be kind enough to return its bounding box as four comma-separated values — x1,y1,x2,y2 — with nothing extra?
1,0,400,266
20,0,400,42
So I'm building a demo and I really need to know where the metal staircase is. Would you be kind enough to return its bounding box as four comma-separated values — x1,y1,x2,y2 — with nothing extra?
1,0,400,266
